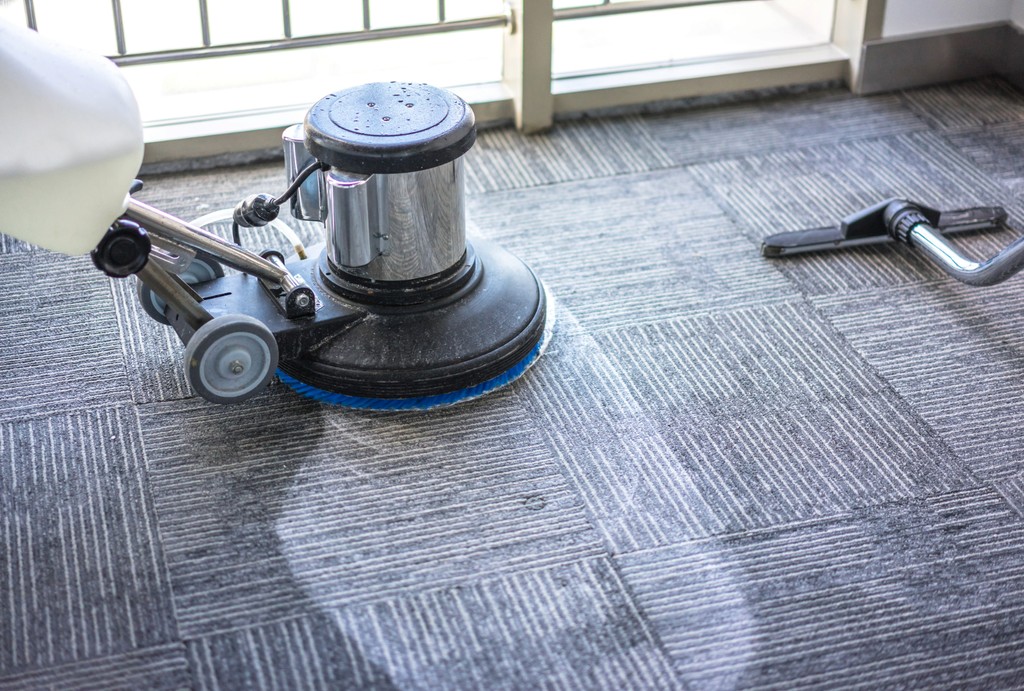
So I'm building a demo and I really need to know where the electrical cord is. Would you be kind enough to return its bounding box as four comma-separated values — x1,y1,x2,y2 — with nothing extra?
273,161,329,206
228,160,327,258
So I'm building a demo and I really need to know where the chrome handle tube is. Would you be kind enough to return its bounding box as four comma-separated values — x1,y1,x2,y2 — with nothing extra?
910,224,1024,287
125,198,291,285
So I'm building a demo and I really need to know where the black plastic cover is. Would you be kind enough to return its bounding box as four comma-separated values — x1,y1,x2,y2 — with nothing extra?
91,219,151,277
762,198,941,257
304,82,476,174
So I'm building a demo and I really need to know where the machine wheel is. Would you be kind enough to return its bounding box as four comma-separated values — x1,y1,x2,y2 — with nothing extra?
136,250,225,325
184,314,278,404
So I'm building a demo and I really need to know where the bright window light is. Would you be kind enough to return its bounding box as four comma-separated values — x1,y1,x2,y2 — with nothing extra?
205,0,284,44
2,0,506,128
368,0,439,29
1,0,840,136
553,0,836,77
119,0,203,54
289,0,364,37
119,29,504,126
445,0,505,22
22,0,117,54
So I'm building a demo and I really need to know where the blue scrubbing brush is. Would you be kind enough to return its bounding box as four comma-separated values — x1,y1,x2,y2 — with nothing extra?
279,289,556,411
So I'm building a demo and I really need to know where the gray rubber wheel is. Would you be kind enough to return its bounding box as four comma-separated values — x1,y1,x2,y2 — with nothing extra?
184,314,278,404
136,251,225,325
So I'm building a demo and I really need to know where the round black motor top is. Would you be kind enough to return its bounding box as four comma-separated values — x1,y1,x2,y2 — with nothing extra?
304,82,476,175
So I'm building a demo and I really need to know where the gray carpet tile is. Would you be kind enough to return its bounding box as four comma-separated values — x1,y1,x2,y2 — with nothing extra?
186,613,395,690
595,302,893,417
617,486,1024,689
109,275,194,405
189,558,675,690
0,253,131,423
945,119,1024,197
323,558,676,690
814,281,1024,482
465,115,674,194
689,130,1024,296
517,306,968,553
0,235,33,254
6,76,1024,689
468,168,800,333
138,392,604,639
0,407,175,675
899,77,1024,132
645,89,927,166
995,471,1024,517
0,644,190,690
516,330,724,552
137,164,282,220
655,395,967,531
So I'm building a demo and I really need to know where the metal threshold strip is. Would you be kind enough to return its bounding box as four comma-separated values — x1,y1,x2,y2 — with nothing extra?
551,44,847,112
552,42,840,80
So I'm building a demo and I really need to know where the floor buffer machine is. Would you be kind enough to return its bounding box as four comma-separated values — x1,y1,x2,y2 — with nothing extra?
1,22,549,409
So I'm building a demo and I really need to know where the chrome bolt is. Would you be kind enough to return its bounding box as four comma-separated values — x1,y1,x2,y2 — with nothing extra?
295,294,311,308
229,360,244,375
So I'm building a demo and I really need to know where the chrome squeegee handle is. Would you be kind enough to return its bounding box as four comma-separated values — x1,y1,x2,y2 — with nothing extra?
886,200,1024,287
909,225,1024,287
124,197,297,289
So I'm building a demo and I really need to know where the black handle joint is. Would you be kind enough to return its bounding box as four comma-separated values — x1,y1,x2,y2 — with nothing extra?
91,219,152,278
233,193,281,228
884,200,932,245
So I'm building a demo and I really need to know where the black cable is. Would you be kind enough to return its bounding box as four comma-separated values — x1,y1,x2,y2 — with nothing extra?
273,161,328,206
231,160,325,249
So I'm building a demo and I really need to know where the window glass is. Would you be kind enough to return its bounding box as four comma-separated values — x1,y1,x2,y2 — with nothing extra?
119,0,202,53
206,0,284,44
289,0,364,36
31,0,116,54
0,1,28,26
120,28,503,125
444,0,504,22
369,0,437,29
553,0,836,77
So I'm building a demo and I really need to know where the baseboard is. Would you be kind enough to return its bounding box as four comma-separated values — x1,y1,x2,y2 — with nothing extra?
1007,24,1024,91
859,22,1023,94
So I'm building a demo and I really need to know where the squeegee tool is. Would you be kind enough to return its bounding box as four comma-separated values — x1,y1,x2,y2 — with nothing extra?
761,198,1024,288
761,199,1007,257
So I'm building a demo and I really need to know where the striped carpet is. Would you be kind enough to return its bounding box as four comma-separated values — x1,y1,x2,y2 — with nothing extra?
3,77,1024,689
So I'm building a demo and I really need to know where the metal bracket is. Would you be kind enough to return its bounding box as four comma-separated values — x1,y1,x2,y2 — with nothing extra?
148,235,198,274
259,251,318,319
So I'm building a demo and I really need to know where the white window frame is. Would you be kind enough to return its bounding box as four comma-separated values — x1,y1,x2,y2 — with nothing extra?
9,0,885,161
505,0,887,132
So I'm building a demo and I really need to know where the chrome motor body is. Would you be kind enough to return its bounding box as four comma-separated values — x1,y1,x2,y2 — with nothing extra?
283,124,466,282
